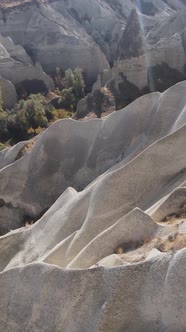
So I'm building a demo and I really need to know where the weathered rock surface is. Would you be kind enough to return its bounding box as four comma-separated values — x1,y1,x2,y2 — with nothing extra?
0,1,110,85
0,75,17,109
0,34,54,106
1,252,186,332
0,81,186,331
0,0,184,97
147,8,186,44
0,81,186,234
1,2,186,331
88,4,186,115
111,33,186,90
0,0,184,111
118,9,145,60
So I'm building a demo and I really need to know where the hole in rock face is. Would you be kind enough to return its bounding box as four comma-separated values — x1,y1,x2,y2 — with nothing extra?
21,207,49,229
16,80,48,99
115,240,145,255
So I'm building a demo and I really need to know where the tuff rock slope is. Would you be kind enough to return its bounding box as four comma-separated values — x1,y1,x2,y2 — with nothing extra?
0,0,186,109
0,81,186,331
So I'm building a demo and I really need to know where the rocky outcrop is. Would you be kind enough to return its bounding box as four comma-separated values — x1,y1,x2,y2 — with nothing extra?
0,35,54,107
0,1,110,84
118,9,145,60
1,251,186,332
0,0,182,90
97,26,186,110
0,81,186,331
0,81,186,234
79,4,186,115
112,33,186,91
1,2,186,331
1,250,186,332
0,0,184,111
147,8,186,44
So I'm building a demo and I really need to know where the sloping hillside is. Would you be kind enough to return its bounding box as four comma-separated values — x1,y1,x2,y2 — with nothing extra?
0,81,186,330
1,2,186,331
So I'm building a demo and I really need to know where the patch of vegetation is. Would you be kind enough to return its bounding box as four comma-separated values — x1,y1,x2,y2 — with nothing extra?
54,67,85,111
0,93,73,145
0,142,7,151
0,67,86,148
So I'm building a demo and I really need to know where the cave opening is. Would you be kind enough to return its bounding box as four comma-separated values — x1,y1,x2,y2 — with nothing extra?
16,79,48,100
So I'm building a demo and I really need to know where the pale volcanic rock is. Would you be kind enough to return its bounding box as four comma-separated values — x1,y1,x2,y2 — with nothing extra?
0,34,54,104
0,1,110,83
147,8,186,44
1,81,186,235
0,2,186,331
0,75,17,108
109,33,185,91
0,82,186,331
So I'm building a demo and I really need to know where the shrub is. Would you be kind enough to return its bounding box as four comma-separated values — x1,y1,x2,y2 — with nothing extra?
55,67,86,111
0,90,9,141
0,67,86,145
64,68,75,88
52,108,72,121
58,88,75,110
0,142,6,151
0,111,8,141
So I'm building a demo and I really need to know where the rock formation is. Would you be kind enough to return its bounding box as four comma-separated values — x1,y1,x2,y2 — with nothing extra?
75,2,186,117
0,1,110,84
0,80,186,330
0,0,185,110
1,1,186,331
0,35,54,107
118,9,145,60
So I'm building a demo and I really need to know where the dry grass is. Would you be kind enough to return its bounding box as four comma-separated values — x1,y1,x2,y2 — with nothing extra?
24,221,33,228
114,225,186,265
155,232,186,252
15,137,38,161
115,240,144,255
115,246,124,255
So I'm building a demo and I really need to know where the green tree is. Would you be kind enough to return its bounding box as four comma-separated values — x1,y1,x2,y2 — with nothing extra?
0,89,9,141
64,69,74,88
0,88,3,113
73,67,85,100
18,94,48,130
0,111,8,141
0,142,6,151
58,88,75,110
